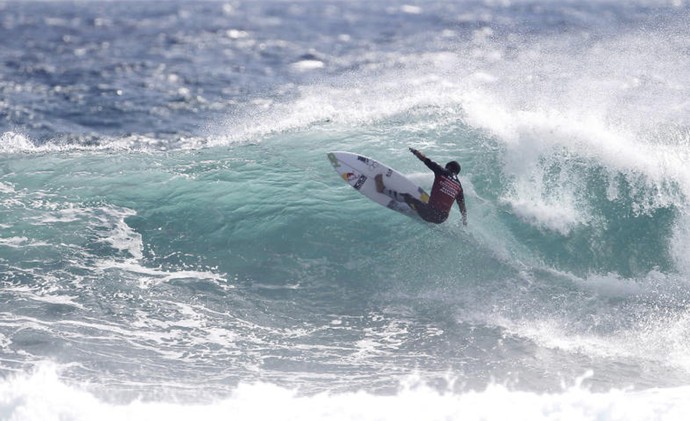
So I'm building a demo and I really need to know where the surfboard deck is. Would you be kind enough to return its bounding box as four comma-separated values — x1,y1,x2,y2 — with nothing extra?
327,151,429,218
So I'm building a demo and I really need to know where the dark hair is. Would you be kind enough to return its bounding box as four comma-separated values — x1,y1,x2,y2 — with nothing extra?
445,161,461,175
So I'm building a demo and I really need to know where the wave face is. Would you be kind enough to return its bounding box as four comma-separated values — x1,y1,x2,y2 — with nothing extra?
2,0,690,419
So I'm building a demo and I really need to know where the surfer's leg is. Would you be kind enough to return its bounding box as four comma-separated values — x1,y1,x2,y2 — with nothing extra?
387,189,410,202
375,174,385,193
385,194,422,218
403,195,422,211
404,198,445,223
375,174,409,202
392,201,417,216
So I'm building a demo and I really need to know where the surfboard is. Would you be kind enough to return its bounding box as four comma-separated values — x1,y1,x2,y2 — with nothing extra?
327,151,429,218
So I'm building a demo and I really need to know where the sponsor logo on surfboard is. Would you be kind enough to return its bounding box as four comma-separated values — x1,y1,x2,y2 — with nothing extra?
327,153,340,168
353,175,367,190
342,172,358,182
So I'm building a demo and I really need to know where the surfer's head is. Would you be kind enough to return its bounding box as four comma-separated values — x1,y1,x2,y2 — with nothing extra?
445,161,461,175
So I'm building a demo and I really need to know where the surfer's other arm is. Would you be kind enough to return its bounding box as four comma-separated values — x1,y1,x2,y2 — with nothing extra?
457,192,467,226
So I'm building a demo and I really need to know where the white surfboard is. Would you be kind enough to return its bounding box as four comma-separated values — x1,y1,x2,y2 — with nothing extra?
327,151,429,218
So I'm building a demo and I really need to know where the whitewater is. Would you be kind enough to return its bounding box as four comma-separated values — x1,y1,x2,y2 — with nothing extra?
2,0,690,419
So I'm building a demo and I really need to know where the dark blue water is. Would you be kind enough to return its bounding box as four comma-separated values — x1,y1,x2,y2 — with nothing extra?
2,1,690,419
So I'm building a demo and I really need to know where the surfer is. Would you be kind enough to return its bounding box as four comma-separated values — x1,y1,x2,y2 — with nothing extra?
375,148,467,225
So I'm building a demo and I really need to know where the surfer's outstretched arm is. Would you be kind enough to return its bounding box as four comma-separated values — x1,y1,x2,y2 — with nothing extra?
409,147,426,160
409,148,443,174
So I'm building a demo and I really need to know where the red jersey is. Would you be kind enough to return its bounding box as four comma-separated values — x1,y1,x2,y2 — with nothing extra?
429,174,463,214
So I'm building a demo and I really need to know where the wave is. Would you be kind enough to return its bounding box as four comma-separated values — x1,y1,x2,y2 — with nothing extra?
4,128,690,382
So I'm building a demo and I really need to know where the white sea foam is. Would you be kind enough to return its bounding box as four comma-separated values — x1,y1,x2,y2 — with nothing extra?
500,182,584,235
90,206,143,260
28,294,86,310
0,131,209,154
94,259,227,289
1,364,690,421
492,270,690,374
0,237,30,248
454,20,690,234
501,308,690,376
0,131,35,153
37,207,86,224
0,182,15,194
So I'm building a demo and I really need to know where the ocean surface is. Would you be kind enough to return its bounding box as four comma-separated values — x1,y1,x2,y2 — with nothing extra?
2,0,690,419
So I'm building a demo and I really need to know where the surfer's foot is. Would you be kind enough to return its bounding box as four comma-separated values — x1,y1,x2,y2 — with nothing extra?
375,174,385,193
